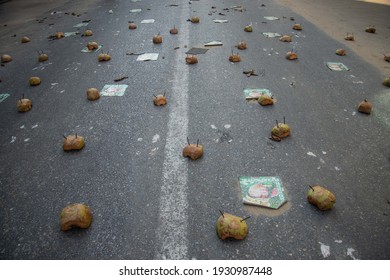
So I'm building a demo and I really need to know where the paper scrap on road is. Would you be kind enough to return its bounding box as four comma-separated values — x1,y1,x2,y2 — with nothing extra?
81,45,102,53
73,22,89,28
141,19,155,24
137,53,159,61
131,0,142,2
100,84,128,96
243,88,272,100
326,62,349,71
130,9,142,13
262,32,281,38
204,40,223,46
319,243,331,258
64,32,80,37
0,93,10,103
213,19,228,23
239,176,287,209
185,47,208,55
264,16,279,20
347,248,358,260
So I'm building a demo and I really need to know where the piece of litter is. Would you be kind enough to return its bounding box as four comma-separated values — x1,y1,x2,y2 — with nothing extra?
307,152,317,157
32,124,38,129
185,47,208,55
264,16,279,20
320,158,325,164
73,22,89,28
81,45,102,53
352,111,356,116
51,83,58,86
0,93,10,103
211,125,217,130
10,136,16,143
152,134,160,143
137,53,159,61
100,84,128,97
130,9,142,13
114,76,128,82
137,138,143,142
224,124,231,129
126,52,144,56
335,166,341,171
322,151,327,155
24,138,30,142
108,10,113,14
243,69,259,77
243,88,272,100
352,81,363,84
131,0,142,2
319,243,330,258
141,19,155,24
239,176,287,209
213,19,228,23
347,248,358,260
64,32,80,37
326,62,349,71
335,240,343,244
262,32,281,38
20,125,25,129
204,40,223,46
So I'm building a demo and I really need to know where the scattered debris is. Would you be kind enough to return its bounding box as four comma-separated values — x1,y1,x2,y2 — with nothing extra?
73,22,89,28
29,77,41,86
280,35,292,42
262,32,281,38
87,88,100,101
108,10,113,14
236,41,247,50
141,19,155,24
126,52,144,55
204,40,223,46
344,33,354,41
292,23,302,30
1,54,12,63
239,176,287,209
286,50,298,60
64,31,79,37
130,9,142,13
244,88,271,100
264,16,279,20
213,19,228,23
244,24,253,32
10,136,16,143
153,33,163,44
60,203,92,231
183,138,203,160
335,49,346,56
63,134,85,151
308,185,336,210
186,47,208,55
153,92,167,106
229,51,241,62
365,25,376,33
270,118,290,141
190,16,200,23
100,84,128,96
185,55,198,64
326,62,349,71
136,53,159,61
82,29,93,36
216,211,249,240
21,36,31,43
129,23,137,29
383,77,390,87
319,242,330,258
17,97,32,112
243,69,258,77
0,93,10,103
170,26,178,34
347,248,358,260
358,99,372,114
114,76,128,82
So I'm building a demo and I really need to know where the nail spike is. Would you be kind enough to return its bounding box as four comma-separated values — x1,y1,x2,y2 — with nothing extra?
75,133,77,139
276,120,279,128
309,185,314,191
187,137,190,145
196,139,199,147
283,116,286,124
219,210,224,218
63,134,67,139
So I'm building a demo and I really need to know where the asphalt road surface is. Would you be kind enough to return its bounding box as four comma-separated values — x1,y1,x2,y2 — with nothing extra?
0,0,389,260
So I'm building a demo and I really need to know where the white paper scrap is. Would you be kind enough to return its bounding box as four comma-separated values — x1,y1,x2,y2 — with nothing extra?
137,53,159,61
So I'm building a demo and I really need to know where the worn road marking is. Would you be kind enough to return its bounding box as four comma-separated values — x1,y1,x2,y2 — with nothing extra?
155,9,190,260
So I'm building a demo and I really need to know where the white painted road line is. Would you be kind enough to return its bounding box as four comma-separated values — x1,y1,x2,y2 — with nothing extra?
155,9,190,259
